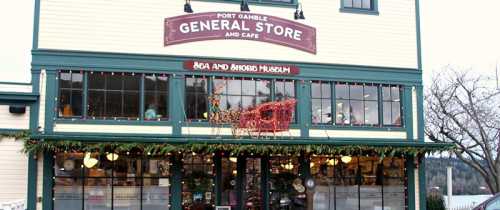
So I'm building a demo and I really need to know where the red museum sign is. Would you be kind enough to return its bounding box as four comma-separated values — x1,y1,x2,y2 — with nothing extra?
183,60,300,75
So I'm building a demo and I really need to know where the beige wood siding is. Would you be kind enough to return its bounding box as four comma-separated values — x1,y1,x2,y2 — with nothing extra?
38,0,418,69
0,105,30,130
0,138,28,203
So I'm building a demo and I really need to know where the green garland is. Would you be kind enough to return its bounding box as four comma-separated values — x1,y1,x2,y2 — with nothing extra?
22,139,454,157
0,131,30,140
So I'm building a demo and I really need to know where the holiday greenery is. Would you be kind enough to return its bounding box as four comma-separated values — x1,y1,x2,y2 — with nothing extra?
21,139,453,157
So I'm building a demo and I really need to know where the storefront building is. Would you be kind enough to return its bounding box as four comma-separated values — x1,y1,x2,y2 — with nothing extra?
0,0,453,210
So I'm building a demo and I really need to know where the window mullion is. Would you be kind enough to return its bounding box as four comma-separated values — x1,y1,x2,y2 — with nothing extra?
140,74,145,121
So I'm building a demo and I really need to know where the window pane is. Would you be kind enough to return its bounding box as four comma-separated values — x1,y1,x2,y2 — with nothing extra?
350,100,364,125
84,178,112,210
88,90,105,118
88,73,105,90
221,157,237,209
227,79,242,95
55,153,83,177
392,102,402,125
311,83,322,98
186,77,208,120
382,86,391,101
227,96,242,110
275,81,285,100
391,86,400,101
71,90,83,116
350,85,363,100
364,101,378,125
284,81,295,98
359,157,382,210
182,154,215,210
54,178,83,210
383,158,405,210
322,83,331,99
362,0,372,9
336,84,349,99
383,102,392,125
145,75,157,91
72,73,83,89
310,156,335,210
256,80,271,96
245,158,262,209
353,0,362,8
269,157,306,209
59,89,72,117
336,157,358,210
123,91,139,118
113,179,140,210
343,0,353,7
60,72,72,88
106,74,122,90
143,178,170,210
364,85,378,100
242,96,255,109
105,91,122,117
242,80,256,95
149,92,168,120
187,78,208,94
143,159,170,177
322,99,332,124
213,79,226,94
312,99,322,124
336,99,350,125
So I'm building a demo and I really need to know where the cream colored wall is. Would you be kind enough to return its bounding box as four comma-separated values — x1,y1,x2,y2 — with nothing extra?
415,168,420,210
38,70,46,132
412,87,418,140
36,154,43,210
309,129,407,139
54,123,173,135
0,137,28,203
182,126,301,137
0,84,32,93
38,0,418,69
0,105,30,130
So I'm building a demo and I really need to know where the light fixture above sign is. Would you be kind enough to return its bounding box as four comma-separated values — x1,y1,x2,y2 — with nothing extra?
164,12,316,54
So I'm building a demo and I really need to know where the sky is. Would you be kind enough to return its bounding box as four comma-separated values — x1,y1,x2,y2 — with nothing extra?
0,0,499,84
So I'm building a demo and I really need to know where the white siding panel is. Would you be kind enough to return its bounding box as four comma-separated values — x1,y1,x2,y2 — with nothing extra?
0,84,32,93
0,138,28,203
182,127,301,137
38,0,418,68
309,129,406,139
38,70,47,132
415,168,420,210
412,87,418,140
54,123,173,135
36,154,43,210
0,105,30,130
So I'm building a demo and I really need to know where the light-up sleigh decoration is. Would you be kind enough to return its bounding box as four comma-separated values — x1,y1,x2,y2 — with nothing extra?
238,99,297,135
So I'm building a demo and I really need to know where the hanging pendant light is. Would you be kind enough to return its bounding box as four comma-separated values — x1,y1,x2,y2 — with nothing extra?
341,156,352,164
106,153,119,161
240,0,250,12
83,152,98,168
184,0,193,13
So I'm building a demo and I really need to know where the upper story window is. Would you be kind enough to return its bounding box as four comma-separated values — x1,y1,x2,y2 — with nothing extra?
185,76,296,122
88,72,141,119
341,0,378,14
58,71,83,118
144,74,169,120
57,71,170,121
335,83,379,126
382,85,402,126
311,81,402,127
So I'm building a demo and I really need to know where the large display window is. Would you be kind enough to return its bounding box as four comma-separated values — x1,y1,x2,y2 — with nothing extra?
309,156,406,210
53,153,171,210
181,153,215,210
